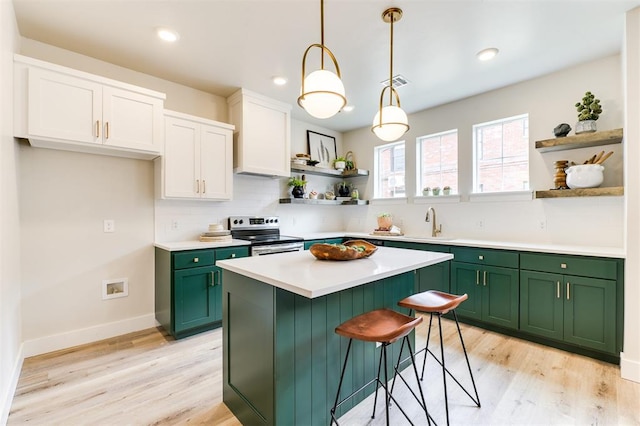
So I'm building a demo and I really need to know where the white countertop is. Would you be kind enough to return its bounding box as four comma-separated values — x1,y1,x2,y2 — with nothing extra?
154,239,250,251
217,246,453,298
298,232,624,259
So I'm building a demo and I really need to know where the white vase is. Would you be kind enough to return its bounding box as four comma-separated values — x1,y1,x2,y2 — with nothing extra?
575,120,597,134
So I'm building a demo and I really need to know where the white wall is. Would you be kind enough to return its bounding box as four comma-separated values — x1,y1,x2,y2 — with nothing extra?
622,8,640,383
343,55,625,248
0,1,22,423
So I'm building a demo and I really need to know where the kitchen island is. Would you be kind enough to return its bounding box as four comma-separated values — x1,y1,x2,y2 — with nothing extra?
217,246,453,426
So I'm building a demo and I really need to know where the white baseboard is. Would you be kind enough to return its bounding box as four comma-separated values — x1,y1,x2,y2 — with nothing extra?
1,343,24,426
22,314,157,358
620,352,640,383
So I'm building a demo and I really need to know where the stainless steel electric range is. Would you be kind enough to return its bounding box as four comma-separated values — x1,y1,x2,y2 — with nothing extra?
228,215,304,256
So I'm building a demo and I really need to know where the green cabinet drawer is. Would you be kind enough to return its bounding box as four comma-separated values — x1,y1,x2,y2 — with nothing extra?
384,241,450,253
520,252,617,280
174,249,215,269
216,246,249,261
450,247,519,268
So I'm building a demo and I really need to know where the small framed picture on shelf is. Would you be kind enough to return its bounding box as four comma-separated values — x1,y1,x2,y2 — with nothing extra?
307,130,337,168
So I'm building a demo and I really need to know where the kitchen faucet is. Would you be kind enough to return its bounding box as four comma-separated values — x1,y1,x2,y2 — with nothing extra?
426,207,442,237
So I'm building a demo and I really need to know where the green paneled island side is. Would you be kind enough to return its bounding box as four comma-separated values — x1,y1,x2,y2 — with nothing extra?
216,246,453,425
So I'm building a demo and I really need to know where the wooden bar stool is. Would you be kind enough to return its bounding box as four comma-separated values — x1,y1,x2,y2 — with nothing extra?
397,290,481,426
330,308,432,426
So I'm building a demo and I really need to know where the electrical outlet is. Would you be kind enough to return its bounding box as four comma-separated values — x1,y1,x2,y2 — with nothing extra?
103,219,115,233
539,220,547,230
476,220,484,229
171,219,179,230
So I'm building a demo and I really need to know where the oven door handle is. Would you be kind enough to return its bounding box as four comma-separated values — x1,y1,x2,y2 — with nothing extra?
252,242,303,256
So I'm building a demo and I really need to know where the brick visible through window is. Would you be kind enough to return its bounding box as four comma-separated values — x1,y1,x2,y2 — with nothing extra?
473,114,529,193
417,129,458,194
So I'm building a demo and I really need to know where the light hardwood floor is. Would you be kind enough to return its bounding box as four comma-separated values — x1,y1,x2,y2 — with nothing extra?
8,318,640,425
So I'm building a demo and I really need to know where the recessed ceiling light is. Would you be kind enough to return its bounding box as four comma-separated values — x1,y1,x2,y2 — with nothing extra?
272,76,287,86
157,27,180,42
477,47,499,61
342,105,355,112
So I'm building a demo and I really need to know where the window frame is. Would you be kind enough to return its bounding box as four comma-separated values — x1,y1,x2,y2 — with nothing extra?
416,128,459,196
373,140,406,199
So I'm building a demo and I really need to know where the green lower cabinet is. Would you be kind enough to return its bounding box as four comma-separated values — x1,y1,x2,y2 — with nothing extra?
155,246,249,339
384,241,450,293
304,238,344,250
174,264,219,334
520,270,617,354
451,262,519,330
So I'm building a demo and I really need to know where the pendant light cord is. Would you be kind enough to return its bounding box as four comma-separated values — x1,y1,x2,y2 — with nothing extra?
388,12,394,105
320,0,325,69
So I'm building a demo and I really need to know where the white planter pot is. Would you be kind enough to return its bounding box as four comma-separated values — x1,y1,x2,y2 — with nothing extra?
575,120,597,134
334,161,346,170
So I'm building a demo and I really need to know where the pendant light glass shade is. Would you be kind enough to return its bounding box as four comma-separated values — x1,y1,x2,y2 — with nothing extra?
372,7,409,141
298,0,347,119
372,104,409,142
299,69,346,119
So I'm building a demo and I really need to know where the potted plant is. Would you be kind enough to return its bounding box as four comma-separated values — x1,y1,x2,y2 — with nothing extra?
288,176,306,198
443,186,451,195
432,186,441,196
377,213,393,230
422,187,431,196
575,91,602,134
334,156,347,170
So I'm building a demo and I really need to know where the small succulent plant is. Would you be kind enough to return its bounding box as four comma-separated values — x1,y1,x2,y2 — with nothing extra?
575,91,603,121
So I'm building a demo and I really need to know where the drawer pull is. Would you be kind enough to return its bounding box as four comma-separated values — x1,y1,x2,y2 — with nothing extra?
560,263,567,269
483,270,487,286
476,270,480,285
96,120,100,138
231,253,236,258
478,255,484,260
193,257,199,263
566,282,570,300
556,281,560,298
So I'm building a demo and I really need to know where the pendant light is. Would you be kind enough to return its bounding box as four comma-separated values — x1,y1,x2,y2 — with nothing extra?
372,7,409,142
298,0,347,119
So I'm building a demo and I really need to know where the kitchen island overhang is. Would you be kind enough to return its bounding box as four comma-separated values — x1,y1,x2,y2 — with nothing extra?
217,246,453,426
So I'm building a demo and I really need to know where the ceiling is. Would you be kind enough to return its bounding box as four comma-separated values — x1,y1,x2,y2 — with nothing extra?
12,0,640,133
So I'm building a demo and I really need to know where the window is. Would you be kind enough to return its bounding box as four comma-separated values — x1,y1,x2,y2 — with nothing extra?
374,141,405,198
473,114,529,193
417,129,458,194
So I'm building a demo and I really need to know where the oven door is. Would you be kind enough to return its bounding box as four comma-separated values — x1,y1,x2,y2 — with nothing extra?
251,242,304,256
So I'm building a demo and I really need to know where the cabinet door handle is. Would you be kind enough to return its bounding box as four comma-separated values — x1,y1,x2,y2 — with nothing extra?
476,270,480,285
202,180,206,194
556,281,561,299
193,257,199,263
96,120,100,138
105,122,110,139
210,271,215,286
483,270,487,286
196,180,200,193
566,282,570,300
211,270,221,286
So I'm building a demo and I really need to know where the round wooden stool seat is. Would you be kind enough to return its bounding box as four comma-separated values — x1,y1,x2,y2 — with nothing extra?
335,308,422,344
398,290,468,315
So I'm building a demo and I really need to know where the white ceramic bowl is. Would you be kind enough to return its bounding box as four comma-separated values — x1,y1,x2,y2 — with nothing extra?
565,164,604,189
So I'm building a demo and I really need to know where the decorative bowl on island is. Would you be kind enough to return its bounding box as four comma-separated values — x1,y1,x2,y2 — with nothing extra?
309,240,377,261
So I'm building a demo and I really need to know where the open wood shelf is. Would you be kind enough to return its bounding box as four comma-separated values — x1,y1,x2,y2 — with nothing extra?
279,198,369,205
290,163,369,178
535,186,624,198
535,128,623,152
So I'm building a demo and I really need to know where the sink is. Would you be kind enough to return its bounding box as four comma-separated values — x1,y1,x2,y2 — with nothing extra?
405,235,456,242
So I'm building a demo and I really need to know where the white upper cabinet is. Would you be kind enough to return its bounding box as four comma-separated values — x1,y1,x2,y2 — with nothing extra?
161,111,234,200
227,88,291,177
14,54,165,160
